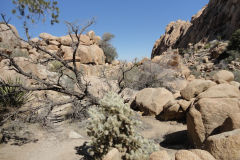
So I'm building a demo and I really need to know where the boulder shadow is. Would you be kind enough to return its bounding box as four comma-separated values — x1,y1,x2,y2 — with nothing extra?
160,130,193,150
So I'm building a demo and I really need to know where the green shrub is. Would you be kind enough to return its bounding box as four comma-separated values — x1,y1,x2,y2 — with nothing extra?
233,70,240,83
99,33,118,63
87,92,158,160
0,77,31,108
204,43,211,49
228,29,240,51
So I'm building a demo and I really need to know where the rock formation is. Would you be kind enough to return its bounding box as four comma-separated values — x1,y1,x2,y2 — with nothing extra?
152,0,240,57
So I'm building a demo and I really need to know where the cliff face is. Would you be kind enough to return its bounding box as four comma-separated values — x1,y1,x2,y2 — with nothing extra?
152,0,240,58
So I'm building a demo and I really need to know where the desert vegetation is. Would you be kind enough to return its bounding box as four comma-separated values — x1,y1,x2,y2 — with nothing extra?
0,0,240,160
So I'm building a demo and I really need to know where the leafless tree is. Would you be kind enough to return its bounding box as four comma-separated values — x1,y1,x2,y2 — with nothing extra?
0,14,98,125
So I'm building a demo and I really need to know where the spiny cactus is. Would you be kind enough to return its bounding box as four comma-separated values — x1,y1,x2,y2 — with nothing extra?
87,92,158,160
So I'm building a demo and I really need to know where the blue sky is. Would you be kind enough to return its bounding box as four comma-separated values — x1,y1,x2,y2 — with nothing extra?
0,0,208,60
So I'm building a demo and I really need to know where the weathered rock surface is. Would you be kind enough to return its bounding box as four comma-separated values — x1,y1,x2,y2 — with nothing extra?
197,83,240,99
149,150,170,160
212,70,234,83
39,33,58,41
151,20,191,57
175,150,201,160
205,129,240,160
187,97,240,147
103,148,122,160
0,23,20,48
134,88,174,116
160,100,185,121
180,79,216,100
190,149,216,160
152,0,240,57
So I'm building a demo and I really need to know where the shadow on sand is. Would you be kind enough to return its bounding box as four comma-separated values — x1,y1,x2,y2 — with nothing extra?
160,130,193,150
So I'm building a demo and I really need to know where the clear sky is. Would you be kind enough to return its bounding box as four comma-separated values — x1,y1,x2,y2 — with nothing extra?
0,0,209,60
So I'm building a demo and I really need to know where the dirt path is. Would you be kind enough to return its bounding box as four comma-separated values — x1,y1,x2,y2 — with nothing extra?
0,117,187,160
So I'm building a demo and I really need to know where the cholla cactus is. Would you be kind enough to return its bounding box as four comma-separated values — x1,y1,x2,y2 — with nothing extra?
87,92,158,160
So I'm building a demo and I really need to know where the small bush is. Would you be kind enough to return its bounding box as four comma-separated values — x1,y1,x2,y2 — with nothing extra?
0,77,31,108
204,43,211,49
228,29,240,51
99,33,118,63
86,92,158,160
233,70,240,83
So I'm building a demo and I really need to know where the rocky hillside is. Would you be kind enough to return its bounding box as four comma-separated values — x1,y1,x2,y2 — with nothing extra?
152,0,240,57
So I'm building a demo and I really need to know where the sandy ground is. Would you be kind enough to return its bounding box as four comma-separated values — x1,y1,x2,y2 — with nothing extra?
0,116,187,160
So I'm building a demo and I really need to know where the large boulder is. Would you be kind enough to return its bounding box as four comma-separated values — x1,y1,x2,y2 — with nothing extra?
77,44,105,65
149,150,170,160
58,34,92,46
62,44,105,65
187,97,240,147
80,76,119,99
205,129,240,160
190,149,216,160
175,150,216,160
197,83,240,99
212,70,234,84
180,79,216,100
0,23,20,48
39,33,58,41
134,88,174,115
175,150,201,160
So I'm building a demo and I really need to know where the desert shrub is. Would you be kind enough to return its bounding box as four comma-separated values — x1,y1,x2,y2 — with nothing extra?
224,50,240,62
99,33,118,63
228,29,240,51
0,77,31,108
86,92,158,160
218,29,240,63
204,43,211,49
233,70,240,83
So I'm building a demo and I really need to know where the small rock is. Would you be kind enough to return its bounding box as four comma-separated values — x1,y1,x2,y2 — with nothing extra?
103,148,121,160
68,131,83,139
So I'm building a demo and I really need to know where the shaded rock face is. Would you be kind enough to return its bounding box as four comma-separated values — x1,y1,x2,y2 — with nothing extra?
151,20,191,58
152,0,240,57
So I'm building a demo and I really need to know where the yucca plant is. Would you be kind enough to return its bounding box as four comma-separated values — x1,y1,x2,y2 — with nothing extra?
0,77,31,108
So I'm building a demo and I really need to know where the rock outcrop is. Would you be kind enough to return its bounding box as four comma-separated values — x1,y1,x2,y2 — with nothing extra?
152,0,240,57
134,88,174,116
151,20,191,58
0,23,20,48
205,129,240,160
